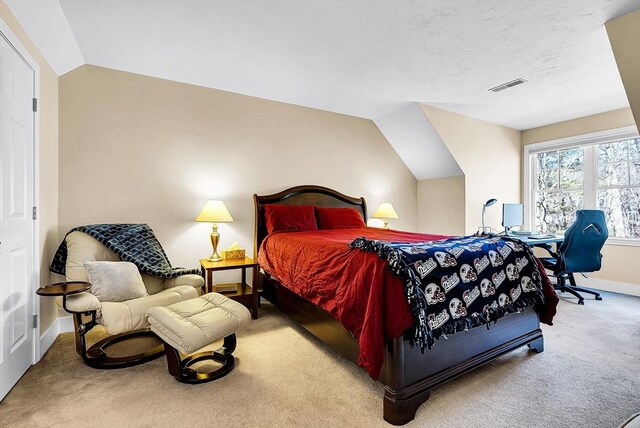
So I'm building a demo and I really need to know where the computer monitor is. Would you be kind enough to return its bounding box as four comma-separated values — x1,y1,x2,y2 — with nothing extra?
502,203,524,233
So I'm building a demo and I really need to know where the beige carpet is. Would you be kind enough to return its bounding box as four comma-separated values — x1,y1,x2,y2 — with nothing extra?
1,291,639,427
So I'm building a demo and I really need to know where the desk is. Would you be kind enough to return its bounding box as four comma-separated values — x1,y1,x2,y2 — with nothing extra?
512,235,563,261
513,235,563,247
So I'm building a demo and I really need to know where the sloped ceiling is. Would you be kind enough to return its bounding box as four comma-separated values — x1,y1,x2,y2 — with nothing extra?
6,0,637,129
4,0,639,181
606,10,640,129
374,104,463,180
4,0,83,74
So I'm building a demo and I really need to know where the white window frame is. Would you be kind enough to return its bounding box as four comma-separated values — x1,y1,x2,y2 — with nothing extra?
524,125,639,247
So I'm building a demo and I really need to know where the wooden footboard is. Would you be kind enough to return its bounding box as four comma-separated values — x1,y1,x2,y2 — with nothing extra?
259,271,543,425
382,307,542,424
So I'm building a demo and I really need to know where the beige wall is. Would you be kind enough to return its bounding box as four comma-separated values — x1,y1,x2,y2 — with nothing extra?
419,104,522,234
59,65,417,279
606,10,640,130
417,176,465,236
522,108,635,144
0,4,59,334
523,107,640,289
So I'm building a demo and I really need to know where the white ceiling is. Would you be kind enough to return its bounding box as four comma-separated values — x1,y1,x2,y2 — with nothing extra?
5,0,638,131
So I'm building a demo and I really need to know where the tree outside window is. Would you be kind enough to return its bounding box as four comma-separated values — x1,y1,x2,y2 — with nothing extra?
534,147,584,233
596,139,640,238
532,137,640,240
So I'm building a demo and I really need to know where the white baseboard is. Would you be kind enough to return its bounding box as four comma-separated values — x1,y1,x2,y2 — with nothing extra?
579,277,640,297
39,316,74,359
58,316,74,333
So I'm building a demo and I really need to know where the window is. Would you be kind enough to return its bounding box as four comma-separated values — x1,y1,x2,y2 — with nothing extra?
526,127,640,243
534,147,584,233
596,139,640,238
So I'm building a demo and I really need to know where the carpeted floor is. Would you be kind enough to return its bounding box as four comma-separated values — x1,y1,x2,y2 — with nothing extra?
1,291,639,427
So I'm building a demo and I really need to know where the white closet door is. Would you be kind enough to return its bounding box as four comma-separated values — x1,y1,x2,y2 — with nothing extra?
0,32,35,401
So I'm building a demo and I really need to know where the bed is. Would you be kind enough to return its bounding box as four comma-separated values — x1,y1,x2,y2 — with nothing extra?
253,185,551,425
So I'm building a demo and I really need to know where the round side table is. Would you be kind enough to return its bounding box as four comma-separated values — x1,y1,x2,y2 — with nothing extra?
36,281,92,313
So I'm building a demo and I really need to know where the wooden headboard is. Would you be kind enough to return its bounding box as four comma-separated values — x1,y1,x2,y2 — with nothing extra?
253,185,367,258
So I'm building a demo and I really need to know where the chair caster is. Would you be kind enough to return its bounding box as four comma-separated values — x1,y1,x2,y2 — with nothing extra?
578,299,584,305
595,296,603,301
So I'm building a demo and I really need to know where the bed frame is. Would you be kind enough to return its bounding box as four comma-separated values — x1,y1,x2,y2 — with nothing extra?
253,185,544,425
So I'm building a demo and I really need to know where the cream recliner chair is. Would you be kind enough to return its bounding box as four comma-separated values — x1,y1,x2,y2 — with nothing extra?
59,231,204,368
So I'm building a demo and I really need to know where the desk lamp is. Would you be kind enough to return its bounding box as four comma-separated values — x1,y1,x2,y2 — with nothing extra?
481,198,498,233
196,200,234,261
373,203,399,229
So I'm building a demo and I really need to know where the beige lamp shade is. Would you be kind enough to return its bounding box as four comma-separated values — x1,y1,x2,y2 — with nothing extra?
196,200,234,223
373,203,399,220
373,203,399,229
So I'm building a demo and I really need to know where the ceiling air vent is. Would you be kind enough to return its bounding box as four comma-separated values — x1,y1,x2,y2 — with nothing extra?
488,78,527,92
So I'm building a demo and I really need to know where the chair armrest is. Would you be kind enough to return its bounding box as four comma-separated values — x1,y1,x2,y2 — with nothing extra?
538,243,560,260
56,292,101,313
163,274,204,290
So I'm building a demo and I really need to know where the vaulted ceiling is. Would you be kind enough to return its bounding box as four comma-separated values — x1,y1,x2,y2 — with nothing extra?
7,0,637,131
5,0,639,182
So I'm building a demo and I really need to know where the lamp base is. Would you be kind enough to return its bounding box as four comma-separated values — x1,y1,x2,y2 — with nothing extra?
209,224,223,262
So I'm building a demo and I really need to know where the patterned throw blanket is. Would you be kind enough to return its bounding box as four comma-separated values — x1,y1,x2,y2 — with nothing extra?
350,235,545,351
50,224,200,279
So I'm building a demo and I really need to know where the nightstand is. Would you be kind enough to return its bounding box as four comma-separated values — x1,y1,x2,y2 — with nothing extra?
200,257,259,319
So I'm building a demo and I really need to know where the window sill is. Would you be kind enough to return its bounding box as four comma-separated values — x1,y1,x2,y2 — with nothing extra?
605,238,640,247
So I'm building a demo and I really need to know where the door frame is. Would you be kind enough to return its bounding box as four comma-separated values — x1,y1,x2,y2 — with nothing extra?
0,16,41,364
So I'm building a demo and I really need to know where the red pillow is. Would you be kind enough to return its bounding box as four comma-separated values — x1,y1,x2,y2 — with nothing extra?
264,204,318,234
315,207,366,229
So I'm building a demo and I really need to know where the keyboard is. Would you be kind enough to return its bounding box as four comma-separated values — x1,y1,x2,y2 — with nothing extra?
528,234,556,239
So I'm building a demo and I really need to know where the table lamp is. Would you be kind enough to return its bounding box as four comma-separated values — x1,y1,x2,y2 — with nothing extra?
373,203,399,229
196,200,234,261
481,198,498,232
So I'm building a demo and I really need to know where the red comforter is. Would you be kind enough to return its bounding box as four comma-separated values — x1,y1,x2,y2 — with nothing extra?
258,227,448,379
257,227,557,380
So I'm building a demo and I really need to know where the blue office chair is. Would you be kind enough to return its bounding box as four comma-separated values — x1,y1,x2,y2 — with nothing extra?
540,210,608,305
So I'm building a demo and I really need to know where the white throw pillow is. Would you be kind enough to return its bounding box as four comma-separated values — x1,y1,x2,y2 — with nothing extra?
83,261,148,302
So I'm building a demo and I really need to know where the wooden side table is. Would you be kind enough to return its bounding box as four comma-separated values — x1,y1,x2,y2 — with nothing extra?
36,281,92,312
200,257,260,319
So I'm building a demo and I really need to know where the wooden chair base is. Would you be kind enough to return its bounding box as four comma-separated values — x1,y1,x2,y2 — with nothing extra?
73,312,164,369
162,334,237,384
84,330,165,369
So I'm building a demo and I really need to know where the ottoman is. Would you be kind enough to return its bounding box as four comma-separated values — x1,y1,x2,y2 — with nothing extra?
146,292,251,383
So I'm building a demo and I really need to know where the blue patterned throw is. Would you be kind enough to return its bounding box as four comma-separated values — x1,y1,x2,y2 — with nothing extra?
50,224,200,279
350,235,545,351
